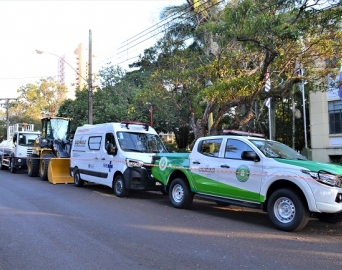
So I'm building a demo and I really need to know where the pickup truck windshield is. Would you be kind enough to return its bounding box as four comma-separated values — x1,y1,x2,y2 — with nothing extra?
117,132,167,153
250,139,307,160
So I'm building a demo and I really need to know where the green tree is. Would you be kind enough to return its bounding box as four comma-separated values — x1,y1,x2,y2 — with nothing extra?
8,77,69,130
144,0,341,147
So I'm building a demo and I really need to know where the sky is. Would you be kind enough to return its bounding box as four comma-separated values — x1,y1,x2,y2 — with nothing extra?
0,0,185,99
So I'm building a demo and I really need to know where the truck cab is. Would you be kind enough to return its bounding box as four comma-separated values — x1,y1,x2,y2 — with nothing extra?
0,123,40,173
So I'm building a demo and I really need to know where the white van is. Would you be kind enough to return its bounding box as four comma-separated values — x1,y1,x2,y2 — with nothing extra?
70,121,168,197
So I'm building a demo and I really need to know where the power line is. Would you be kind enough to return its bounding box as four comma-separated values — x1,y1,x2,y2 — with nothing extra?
114,0,224,66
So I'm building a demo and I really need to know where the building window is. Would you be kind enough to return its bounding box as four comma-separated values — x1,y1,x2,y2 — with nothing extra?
328,100,342,134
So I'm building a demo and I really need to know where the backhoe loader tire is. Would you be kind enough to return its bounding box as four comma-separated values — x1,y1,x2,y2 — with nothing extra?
28,154,39,177
40,153,55,181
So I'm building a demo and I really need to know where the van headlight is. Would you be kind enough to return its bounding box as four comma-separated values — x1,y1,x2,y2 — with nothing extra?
302,170,341,187
126,159,144,168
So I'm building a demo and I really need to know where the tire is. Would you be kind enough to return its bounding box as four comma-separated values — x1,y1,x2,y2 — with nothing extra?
267,188,309,232
316,212,342,223
169,178,194,209
10,159,16,173
0,156,5,170
73,168,84,187
28,154,40,177
40,153,55,181
113,175,129,197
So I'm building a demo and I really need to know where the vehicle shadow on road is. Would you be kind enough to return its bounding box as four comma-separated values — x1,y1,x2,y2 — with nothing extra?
72,185,342,236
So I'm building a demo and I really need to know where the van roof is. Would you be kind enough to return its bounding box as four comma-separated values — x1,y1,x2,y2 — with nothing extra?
76,121,156,134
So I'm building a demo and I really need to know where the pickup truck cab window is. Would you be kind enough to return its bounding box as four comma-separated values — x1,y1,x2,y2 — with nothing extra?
225,139,254,159
198,138,222,157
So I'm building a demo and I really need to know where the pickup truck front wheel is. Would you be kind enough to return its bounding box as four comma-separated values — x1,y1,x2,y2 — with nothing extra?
169,178,194,209
267,188,309,232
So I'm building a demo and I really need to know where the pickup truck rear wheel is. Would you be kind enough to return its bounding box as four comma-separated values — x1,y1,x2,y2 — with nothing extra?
267,188,309,232
169,178,194,209
113,175,129,197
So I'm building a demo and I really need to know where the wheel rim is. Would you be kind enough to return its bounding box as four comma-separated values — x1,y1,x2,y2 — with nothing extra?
172,183,184,203
273,196,295,223
115,180,123,194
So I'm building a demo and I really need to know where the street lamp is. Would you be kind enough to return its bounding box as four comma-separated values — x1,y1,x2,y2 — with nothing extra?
36,46,93,124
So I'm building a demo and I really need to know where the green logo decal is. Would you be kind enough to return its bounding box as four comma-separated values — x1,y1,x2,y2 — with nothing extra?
159,157,168,171
236,165,250,182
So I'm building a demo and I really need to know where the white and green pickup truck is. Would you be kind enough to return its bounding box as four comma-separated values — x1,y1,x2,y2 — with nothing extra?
152,131,342,231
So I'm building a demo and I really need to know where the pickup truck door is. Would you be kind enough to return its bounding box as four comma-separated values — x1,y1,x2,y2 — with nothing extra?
215,138,263,202
189,138,224,195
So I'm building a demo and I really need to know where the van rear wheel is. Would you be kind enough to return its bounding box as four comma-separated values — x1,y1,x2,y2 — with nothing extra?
73,169,84,187
113,175,129,197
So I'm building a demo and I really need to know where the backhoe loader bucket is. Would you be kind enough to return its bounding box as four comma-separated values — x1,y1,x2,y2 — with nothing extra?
48,158,74,184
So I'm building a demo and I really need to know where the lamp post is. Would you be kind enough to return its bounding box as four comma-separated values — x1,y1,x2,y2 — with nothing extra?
36,31,93,124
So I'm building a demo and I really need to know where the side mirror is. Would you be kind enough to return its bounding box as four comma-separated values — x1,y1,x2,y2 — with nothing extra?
106,143,117,156
241,151,260,162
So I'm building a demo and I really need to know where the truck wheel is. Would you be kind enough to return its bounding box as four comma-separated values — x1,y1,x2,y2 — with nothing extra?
0,157,5,170
73,169,84,187
28,154,39,177
316,212,342,223
113,175,129,197
169,178,194,209
40,153,54,181
10,159,16,173
267,188,309,232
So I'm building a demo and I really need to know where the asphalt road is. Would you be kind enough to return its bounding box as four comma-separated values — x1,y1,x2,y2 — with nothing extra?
0,169,341,270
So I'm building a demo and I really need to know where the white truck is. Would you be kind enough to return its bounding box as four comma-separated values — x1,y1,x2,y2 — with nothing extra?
151,130,342,232
0,123,40,173
70,121,168,196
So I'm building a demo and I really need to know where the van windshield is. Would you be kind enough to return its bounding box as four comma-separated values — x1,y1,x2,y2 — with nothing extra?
117,132,167,153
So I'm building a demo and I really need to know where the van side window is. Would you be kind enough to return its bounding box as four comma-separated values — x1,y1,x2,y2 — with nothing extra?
88,136,102,150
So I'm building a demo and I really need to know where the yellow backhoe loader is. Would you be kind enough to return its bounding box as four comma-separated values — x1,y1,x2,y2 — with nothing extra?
27,117,73,184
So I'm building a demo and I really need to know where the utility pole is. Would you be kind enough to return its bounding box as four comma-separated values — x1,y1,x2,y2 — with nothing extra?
0,98,17,139
88,29,93,125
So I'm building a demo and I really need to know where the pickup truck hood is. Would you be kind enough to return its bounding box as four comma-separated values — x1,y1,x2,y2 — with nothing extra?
274,158,342,174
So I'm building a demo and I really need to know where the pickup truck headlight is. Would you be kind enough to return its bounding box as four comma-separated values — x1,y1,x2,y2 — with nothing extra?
302,170,341,187
126,159,144,168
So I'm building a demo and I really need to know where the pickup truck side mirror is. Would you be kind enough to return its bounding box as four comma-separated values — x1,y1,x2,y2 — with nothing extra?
241,151,260,162
106,143,117,156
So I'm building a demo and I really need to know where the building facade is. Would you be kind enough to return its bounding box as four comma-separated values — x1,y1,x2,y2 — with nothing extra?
57,43,97,100
309,70,342,163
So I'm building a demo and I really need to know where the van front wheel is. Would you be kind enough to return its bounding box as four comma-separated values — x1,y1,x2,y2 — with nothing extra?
113,175,129,197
